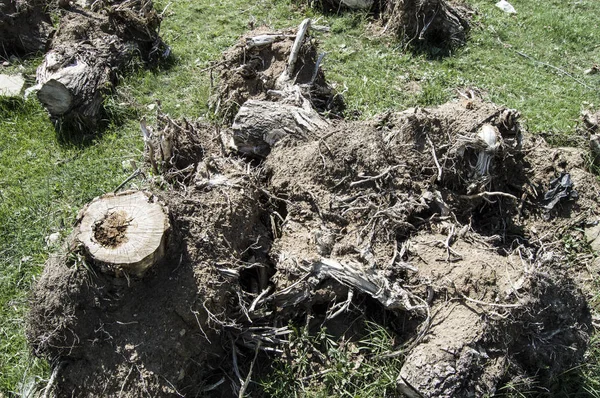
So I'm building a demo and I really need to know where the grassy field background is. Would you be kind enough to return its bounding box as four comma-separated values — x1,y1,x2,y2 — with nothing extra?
1,0,599,395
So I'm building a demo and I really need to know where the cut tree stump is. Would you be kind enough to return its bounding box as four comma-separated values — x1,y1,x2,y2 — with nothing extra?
35,1,166,133
0,0,52,55
76,191,170,277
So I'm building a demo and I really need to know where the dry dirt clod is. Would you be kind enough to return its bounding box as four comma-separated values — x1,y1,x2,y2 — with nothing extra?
76,190,169,277
0,0,53,55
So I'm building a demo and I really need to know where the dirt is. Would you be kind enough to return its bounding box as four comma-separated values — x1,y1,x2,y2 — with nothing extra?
0,0,53,55
27,27,600,398
28,120,268,397
262,98,595,396
93,210,132,247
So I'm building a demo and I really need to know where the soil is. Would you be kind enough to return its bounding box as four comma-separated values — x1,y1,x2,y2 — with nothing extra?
0,0,53,55
93,210,132,248
27,27,600,398
28,121,267,397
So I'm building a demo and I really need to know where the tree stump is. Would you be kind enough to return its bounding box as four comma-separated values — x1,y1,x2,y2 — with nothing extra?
76,191,170,277
384,0,470,49
35,1,166,133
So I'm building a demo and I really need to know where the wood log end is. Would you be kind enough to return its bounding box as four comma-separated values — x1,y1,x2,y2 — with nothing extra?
37,79,73,116
76,190,170,277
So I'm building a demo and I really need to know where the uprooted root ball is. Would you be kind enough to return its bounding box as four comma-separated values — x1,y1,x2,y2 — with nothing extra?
383,0,471,49
209,26,344,123
28,97,599,396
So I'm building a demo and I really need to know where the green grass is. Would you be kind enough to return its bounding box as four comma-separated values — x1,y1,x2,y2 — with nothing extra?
0,0,599,395
260,322,403,397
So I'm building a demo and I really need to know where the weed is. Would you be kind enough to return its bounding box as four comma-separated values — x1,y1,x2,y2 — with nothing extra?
259,321,403,397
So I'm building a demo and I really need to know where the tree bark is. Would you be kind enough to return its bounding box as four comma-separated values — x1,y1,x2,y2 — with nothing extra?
35,1,166,133
231,97,328,157
76,190,170,277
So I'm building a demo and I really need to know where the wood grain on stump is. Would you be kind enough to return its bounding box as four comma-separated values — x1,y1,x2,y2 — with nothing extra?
76,191,169,276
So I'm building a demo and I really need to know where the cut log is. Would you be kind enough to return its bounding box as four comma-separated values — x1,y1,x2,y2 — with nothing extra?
0,0,52,55
35,1,166,133
231,97,328,157
76,191,170,277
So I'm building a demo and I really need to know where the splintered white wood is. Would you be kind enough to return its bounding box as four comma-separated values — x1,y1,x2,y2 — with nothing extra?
77,191,169,276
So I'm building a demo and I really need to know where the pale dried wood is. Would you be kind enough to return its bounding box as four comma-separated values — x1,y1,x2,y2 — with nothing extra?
76,190,170,277
231,97,327,157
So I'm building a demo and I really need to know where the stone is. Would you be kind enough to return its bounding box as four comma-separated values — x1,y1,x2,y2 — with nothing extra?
0,74,25,97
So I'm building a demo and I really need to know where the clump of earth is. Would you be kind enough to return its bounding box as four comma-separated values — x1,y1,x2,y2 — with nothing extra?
27,22,598,398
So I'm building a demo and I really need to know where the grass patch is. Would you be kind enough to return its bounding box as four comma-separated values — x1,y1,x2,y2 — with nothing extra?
0,0,599,394
260,322,403,397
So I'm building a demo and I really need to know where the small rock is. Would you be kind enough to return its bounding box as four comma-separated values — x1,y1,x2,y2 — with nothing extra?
147,103,156,110
0,74,25,97
496,0,517,13
585,222,600,253
45,232,61,247
2,61,9,67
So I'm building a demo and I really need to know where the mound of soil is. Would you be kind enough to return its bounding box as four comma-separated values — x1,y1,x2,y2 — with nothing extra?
28,122,270,397
0,0,53,55
209,26,344,123
27,20,598,396
28,97,598,397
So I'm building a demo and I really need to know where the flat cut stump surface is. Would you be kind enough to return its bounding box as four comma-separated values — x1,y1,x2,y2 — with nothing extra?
77,191,169,276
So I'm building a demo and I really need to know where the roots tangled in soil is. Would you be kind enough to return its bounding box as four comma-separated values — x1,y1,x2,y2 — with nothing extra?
28,23,598,397
306,0,471,50
384,0,471,49
209,26,344,123
29,98,597,397
28,125,268,396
